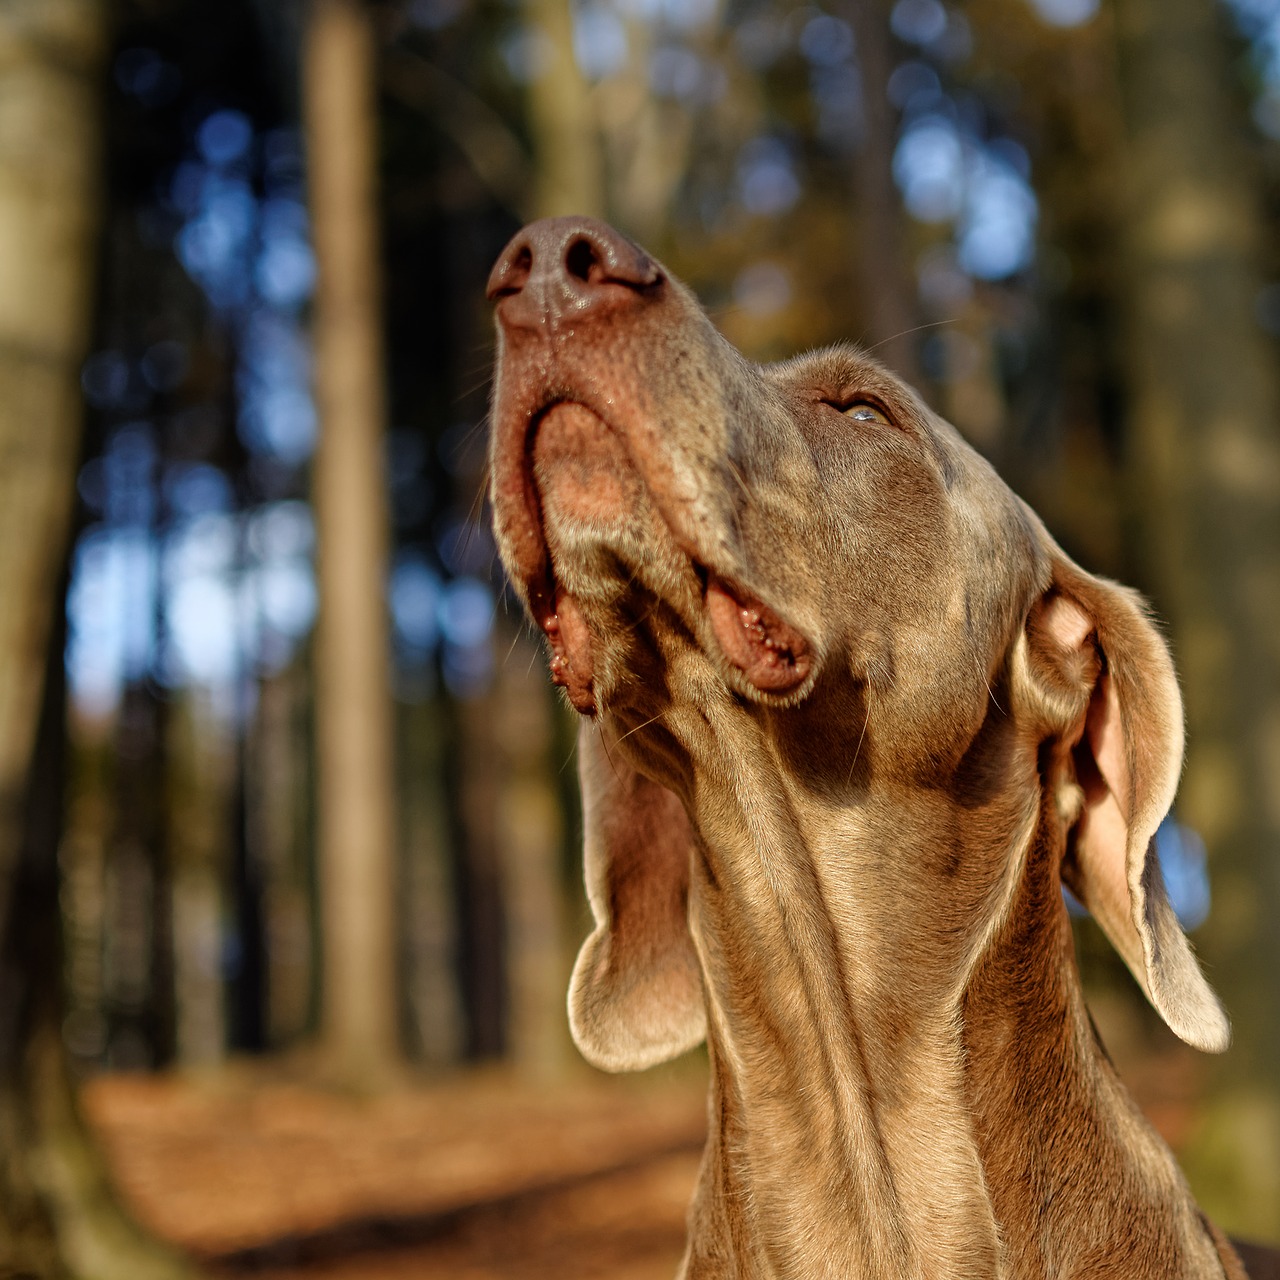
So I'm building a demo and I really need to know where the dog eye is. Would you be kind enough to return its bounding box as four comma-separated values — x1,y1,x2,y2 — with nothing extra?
842,401,892,426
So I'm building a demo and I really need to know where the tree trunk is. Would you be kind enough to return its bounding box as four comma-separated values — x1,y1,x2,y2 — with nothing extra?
839,0,924,385
522,0,605,220
594,3,721,246
0,0,101,927
250,666,317,1051
168,693,232,1067
0,5,193,1271
399,697,463,1067
1111,0,1280,1237
304,0,402,1086
494,635,568,1076
447,694,508,1061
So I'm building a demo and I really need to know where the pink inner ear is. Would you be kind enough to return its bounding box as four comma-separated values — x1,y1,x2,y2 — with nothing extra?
1069,788,1138,961
1040,591,1093,652
1086,673,1132,823
1040,591,1133,823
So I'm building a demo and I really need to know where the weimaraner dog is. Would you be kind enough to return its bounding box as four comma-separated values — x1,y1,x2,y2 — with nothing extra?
486,217,1275,1278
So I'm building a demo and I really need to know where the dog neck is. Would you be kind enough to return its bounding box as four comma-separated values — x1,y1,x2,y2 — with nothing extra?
668,713,1223,1280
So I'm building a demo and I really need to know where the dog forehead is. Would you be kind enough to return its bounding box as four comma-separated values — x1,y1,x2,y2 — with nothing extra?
761,345,1032,538
761,342,916,402
754,345,1047,646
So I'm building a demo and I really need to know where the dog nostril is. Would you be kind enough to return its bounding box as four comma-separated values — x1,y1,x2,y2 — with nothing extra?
488,219,662,313
491,244,532,298
565,236,601,284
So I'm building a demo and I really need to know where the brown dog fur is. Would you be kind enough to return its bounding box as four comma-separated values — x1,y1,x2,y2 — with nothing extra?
487,217,1253,1279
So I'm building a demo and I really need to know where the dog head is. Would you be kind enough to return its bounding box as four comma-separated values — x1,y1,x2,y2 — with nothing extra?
487,217,1230,1070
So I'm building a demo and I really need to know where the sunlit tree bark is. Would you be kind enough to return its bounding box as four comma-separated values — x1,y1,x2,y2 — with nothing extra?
598,15,692,244
304,0,401,1085
1111,0,1280,1235
521,0,604,220
0,2,99,928
595,3,723,245
0,1,194,1274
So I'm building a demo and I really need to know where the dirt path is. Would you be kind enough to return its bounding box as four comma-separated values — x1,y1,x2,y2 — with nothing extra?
80,1031,1213,1277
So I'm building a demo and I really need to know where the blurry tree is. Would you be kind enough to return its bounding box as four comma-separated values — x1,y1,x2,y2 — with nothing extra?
371,4,526,1068
0,0,193,1274
594,1,724,246
389,0,588,1064
1111,0,1280,1232
14,0,1269,1208
305,0,401,1084
168,695,233,1065
522,0,604,219
838,0,922,382
962,0,1129,561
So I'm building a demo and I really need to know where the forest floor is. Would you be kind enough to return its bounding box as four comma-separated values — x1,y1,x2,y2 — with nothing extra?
83,1061,707,1279
81,1016,1205,1279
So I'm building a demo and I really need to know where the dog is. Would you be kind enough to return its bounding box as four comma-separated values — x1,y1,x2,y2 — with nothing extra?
486,216,1271,1278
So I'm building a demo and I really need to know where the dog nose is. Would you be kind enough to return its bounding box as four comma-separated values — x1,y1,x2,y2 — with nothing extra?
487,217,662,330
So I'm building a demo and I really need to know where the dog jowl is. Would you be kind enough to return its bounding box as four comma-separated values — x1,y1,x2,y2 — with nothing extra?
487,218,1249,1280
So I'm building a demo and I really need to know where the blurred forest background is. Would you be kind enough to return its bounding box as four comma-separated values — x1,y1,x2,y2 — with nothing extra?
0,0,1278,1274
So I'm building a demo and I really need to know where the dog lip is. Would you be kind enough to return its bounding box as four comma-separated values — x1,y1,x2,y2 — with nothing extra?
541,586,597,716
500,393,813,707
520,401,600,716
704,570,812,693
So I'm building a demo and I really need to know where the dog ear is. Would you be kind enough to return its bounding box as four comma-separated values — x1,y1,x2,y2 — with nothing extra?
1022,558,1230,1053
567,722,706,1071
